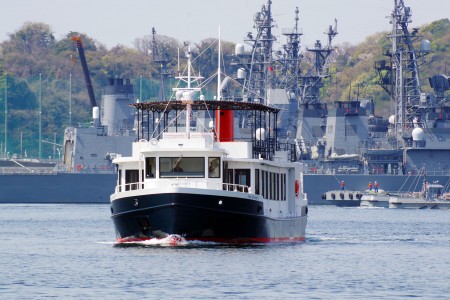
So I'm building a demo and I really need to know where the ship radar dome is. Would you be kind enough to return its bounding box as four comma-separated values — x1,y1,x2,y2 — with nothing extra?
412,127,424,141
237,68,247,79
420,39,431,52
235,43,245,55
255,128,266,141
388,115,395,124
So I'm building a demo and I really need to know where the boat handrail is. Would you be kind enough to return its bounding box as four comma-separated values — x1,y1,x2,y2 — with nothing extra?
116,180,251,194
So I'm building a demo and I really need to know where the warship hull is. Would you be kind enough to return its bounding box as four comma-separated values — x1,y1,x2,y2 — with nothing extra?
0,173,115,203
0,172,448,204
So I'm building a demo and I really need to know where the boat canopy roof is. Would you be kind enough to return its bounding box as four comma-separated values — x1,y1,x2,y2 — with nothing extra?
131,100,280,114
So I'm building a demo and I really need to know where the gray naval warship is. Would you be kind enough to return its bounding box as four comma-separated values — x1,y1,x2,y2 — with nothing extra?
1,0,449,204
226,0,450,204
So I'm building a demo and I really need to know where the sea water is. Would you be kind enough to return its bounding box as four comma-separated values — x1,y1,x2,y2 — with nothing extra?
0,204,449,299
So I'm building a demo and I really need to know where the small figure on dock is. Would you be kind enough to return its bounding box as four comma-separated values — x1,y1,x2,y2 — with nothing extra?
341,181,345,191
368,182,373,192
374,181,379,193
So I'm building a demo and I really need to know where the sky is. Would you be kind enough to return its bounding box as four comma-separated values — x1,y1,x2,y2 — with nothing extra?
1,0,450,50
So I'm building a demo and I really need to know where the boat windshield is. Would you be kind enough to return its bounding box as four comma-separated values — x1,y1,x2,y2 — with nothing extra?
159,157,205,178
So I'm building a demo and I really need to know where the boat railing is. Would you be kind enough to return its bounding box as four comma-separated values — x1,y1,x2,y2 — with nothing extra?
117,179,251,194
0,167,57,175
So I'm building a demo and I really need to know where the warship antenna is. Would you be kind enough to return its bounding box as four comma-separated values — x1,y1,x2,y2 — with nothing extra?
241,0,276,103
279,6,303,98
152,27,172,100
375,0,431,142
299,18,338,104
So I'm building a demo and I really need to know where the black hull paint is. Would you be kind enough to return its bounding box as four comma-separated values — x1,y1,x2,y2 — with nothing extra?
111,193,306,243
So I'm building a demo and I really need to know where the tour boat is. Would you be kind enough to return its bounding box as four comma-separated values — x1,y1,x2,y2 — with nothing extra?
110,48,308,244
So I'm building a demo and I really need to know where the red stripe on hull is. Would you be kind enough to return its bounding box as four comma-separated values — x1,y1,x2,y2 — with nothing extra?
116,236,305,244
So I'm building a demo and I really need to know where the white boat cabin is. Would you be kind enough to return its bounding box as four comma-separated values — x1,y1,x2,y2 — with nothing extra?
113,131,306,218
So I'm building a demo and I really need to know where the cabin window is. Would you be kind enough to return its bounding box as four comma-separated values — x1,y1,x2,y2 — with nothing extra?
226,168,234,191
255,169,260,195
159,157,205,178
125,169,139,191
281,173,286,201
265,171,269,199
223,162,229,182
261,170,266,198
270,173,274,200
118,169,122,192
145,157,156,178
275,173,280,200
208,157,221,178
235,169,250,192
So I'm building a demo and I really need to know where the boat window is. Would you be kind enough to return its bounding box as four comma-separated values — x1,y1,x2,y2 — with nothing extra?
159,157,205,178
223,162,229,182
235,169,250,192
125,169,139,191
267,172,274,200
118,169,122,192
255,169,260,195
275,173,280,200
224,168,234,191
145,157,156,178
208,157,220,178
261,170,265,197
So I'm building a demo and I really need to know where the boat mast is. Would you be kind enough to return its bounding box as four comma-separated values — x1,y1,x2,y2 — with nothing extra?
3,74,7,158
217,28,222,140
172,47,202,138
